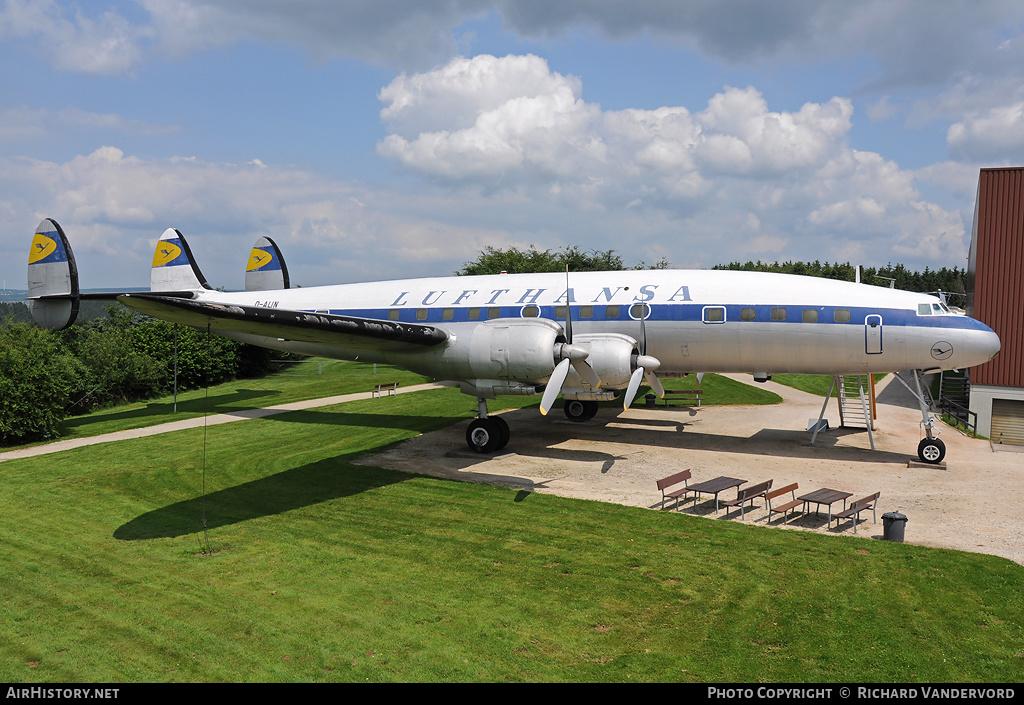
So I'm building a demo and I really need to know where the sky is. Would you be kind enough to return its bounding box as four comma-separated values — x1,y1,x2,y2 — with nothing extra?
2,0,1024,292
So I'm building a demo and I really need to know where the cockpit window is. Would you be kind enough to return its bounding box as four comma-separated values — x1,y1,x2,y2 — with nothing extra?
932,303,944,314
918,304,932,316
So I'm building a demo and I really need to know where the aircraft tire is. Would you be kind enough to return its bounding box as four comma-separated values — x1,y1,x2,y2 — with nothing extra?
493,416,510,450
467,418,502,453
564,399,598,422
917,437,946,464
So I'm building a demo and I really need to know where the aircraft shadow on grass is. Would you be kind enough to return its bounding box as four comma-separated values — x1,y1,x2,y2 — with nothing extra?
113,453,412,541
113,409,465,541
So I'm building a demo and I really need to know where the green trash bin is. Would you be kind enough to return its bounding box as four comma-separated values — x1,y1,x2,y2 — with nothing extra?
882,511,907,542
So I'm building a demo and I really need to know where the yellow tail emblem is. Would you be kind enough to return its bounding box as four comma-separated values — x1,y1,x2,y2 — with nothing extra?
29,233,57,264
247,248,272,272
152,241,182,268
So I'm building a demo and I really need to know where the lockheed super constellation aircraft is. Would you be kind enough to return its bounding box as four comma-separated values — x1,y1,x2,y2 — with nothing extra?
28,218,1000,462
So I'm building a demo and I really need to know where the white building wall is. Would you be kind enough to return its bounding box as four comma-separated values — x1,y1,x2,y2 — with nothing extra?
970,384,1024,439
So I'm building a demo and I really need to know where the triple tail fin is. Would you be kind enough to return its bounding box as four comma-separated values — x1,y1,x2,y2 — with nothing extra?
27,218,80,330
245,236,290,291
150,228,211,292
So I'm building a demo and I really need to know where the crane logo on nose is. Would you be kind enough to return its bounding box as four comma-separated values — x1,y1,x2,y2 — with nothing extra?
930,341,953,360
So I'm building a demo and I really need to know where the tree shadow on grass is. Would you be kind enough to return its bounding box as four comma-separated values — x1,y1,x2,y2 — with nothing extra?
113,455,410,541
64,387,285,429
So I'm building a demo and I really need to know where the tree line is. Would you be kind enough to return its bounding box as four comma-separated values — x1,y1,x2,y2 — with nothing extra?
711,260,966,298
457,248,966,298
1,305,279,444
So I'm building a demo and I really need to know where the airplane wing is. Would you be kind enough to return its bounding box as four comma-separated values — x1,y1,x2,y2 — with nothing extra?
118,293,449,352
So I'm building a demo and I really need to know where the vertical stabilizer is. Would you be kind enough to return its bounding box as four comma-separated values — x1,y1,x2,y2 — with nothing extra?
27,218,80,330
245,236,290,291
151,228,211,292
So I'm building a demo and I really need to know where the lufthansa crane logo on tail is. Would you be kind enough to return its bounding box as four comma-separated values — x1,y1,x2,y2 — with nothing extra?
930,341,954,361
153,240,183,268
247,248,272,271
29,233,60,264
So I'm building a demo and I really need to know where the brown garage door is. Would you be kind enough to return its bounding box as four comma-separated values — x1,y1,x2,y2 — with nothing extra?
991,399,1024,446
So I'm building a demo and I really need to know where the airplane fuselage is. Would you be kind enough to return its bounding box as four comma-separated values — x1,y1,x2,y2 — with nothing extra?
190,269,1000,387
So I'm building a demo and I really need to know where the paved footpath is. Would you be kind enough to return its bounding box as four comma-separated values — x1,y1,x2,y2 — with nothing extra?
0,383,445,463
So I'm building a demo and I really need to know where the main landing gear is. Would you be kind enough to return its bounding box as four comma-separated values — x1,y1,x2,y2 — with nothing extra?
466,398,511,453
465,397,602,452
563,399,599,422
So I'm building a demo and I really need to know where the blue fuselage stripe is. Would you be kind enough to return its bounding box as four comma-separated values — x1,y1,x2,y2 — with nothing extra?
302,304,985,331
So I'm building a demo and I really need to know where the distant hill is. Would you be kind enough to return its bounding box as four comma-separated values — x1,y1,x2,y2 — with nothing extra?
0,290,28,303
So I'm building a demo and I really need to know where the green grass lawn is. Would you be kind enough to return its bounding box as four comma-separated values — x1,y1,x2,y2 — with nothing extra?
629,373,782,408
772,374,888,397
2,386,1021,682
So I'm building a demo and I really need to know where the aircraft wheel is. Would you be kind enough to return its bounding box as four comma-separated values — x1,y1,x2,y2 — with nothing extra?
467,418,502,453
564,399,598,422
493,416,510,450
917,437,946,464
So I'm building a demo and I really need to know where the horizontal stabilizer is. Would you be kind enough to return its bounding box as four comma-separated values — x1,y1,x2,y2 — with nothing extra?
151,228,211,292
27,218,79,329
118,294,449,352
245,236,290,291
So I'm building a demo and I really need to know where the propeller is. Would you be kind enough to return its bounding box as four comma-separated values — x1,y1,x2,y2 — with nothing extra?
540,358,571,416
623,302,664,409
540,269,600,415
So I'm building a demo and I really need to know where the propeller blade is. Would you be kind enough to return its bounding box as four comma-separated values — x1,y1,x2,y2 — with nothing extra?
564,265,573,343
696,372,705,385
639,303,648,354
623,366,646,410
571,359,601,388
645,369,665,398
540,358,571,416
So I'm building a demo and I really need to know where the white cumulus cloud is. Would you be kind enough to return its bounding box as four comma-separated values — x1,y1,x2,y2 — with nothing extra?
375,54,969,268
947,101,1024,162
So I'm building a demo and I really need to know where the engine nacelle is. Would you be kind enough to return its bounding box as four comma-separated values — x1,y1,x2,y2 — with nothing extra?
466,318,563,383
568,333,639,389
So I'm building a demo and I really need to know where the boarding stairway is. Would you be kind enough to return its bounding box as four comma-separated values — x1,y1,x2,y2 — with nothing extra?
836,374,874,430
810,374,875,450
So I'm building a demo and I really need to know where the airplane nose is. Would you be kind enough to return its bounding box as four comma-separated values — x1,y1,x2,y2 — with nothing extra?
964,321,1001,367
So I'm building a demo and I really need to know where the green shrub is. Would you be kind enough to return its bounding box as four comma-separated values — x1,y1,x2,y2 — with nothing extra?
0,323,85,443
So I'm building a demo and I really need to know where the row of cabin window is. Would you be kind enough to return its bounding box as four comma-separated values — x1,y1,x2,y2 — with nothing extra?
706,307,851,323
386,305,852,323
391,304,640,321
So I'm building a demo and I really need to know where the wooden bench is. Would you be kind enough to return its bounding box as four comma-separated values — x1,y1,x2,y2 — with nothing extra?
766,483,802,523
372,382,399,398
656,470,694,510
662,388,703,408
832,492,880,533
721,479,773,519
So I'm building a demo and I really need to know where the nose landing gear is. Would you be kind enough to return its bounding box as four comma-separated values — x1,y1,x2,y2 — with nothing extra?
894,370,947,465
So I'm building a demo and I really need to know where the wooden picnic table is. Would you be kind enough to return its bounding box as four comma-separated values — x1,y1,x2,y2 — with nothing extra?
798,488,853,524
687,476,746,513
